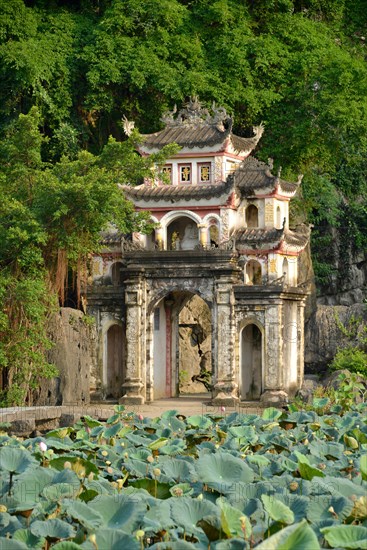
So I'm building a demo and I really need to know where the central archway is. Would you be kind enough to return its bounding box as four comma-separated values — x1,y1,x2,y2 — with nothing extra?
151,291,212,399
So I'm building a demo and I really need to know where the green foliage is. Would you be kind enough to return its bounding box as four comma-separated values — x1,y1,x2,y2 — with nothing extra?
330,348,367,377
0,107,172,405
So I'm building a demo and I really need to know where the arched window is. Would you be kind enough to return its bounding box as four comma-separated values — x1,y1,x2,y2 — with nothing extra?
246,205,259,228
167,216,199,250
245,260,262,285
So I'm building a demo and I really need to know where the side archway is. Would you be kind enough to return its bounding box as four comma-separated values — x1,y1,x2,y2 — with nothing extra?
240,322,263,400
103,322,126,399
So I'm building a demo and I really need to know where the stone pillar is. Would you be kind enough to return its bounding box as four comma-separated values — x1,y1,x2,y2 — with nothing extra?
297,301,306,389
261,305,288,404
120,279,145,404
198,223,208,247
211,281,239,404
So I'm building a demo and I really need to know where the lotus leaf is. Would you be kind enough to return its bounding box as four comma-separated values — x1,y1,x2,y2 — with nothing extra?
87,494,146,531
170,496,219,535
307,494,354,523
255,519,320,549
186,415,213,430
61,499,103,530
30,519,76,539
212,539,248,549
0,447,36,474
51,542,82,549
81,415,103,428
80,528,140,550
274,494,309,522
12,528,45,549
320,524,367,549
261,494,294,525
42,483,80,501
217,497,252,538
262,408,283,421
149,541,198,549
0,539,28,550
196,452,254,489
157,457,196,482
360,454,367,480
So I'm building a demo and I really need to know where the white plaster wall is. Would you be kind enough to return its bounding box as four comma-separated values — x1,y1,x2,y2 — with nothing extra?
153,301,167,399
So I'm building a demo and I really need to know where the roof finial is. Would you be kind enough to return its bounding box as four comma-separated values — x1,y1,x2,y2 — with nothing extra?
277,166,282,178
268,158,274,170
122,115,135,136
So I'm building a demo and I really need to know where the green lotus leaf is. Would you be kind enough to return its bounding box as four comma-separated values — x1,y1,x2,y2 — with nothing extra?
196,452,254,487
320,524,367,549
294,452,325,481
30,519,76,539
273,495,309,523
62,499,103,530
42,483,80,501
51,542,81,550
360,454,367,481
246,455,270,469
158,457,195,482
187,415,213,429
312,397,330,410
130,478,172,499
211,539,248,549
0,447,36,474
307,494,354,523
314,475,366,498
149,541,197,549
262,408,283,421
142,499,174,531
103,422,122,439
81,529,140,550
13,528,45,549
228,426,258,445
287,411,316,424
0,539,28,550
87,494,146,531
308,441,343,461
81,415,103,428
45,428,72,439
148,437,169,450
261,494,294,525
217,497,251,538
159,440,187,455
42,438,72,451
170,496,219,535
50,456,99,476
255,519,320,549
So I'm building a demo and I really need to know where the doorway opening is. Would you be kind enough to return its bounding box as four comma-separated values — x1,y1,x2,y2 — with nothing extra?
152,291,212,399
240,323,262,400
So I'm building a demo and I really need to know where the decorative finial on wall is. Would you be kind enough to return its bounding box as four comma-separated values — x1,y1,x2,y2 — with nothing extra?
122,115,135,136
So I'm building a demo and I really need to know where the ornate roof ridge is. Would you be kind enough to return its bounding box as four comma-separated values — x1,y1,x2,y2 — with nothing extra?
160,97,232,131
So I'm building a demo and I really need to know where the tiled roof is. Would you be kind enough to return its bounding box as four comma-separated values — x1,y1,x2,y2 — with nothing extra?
235,156,299,195
141,123,232,149
122,178,234,203
233,225,309,251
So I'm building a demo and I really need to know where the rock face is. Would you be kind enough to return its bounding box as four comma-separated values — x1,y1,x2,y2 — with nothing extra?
178,295,212,394
33,308,96,406
305,303,367,375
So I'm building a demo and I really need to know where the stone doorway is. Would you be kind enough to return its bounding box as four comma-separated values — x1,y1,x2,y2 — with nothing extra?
240,323,262,400
152,291,212,400
105,324,126,399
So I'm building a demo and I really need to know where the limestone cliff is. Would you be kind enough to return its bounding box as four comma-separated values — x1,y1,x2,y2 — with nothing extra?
33,308,96,406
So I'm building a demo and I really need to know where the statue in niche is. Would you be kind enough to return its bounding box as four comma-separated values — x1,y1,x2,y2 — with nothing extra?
181,223,199,250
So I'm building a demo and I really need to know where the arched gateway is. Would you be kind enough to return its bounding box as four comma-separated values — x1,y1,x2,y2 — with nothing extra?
88,98,310,404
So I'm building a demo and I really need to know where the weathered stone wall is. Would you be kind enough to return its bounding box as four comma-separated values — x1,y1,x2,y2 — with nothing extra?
33,308,97,406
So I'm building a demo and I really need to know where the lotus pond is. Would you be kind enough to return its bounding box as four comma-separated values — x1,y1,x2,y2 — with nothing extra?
0,402,366,550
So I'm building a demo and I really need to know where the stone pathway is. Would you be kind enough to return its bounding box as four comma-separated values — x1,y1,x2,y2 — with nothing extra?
0,395,266,435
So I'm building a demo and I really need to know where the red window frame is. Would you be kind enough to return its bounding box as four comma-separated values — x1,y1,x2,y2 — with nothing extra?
178,163,192,184
197,162,211,184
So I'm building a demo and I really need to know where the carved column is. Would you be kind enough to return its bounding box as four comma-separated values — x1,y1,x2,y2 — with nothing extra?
261,304,288,404
297,300,306,390
212,281,239,404
120,278,145,404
